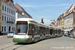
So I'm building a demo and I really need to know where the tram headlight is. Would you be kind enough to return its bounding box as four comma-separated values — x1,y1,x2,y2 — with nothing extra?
13,35,16,38
25,35,29,38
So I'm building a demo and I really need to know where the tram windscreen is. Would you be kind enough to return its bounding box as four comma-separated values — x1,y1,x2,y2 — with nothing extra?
16,21,28,34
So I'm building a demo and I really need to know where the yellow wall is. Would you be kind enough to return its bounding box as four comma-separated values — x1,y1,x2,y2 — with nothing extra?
58,13,65,29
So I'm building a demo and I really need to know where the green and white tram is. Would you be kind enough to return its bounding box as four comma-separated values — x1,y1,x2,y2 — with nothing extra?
13,18,39,43
13,18,62,43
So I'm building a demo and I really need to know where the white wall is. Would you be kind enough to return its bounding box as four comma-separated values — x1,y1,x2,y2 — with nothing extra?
64,13,73,29
1,1,16,33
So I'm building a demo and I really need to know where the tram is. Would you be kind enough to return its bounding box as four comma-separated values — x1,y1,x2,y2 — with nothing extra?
13,18,62,43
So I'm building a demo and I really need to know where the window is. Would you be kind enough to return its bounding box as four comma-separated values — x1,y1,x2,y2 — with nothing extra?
4,26,6,32
39,27,45,35
14,11,15,15
5,16,6,21
9,18,10,21
7,17,8,21
3,16,5,21
28,24,38,35
5,6,6,12
11,10,12,14
2,5,4,11
11,18,12,21
12,27,14,31
46,28,49,34
12,27,13,31
2,15,4,21
15,21,28,35
7,8,8,12
2,26,3,32
9,9,10,13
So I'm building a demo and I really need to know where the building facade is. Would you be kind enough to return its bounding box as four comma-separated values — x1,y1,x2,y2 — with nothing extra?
0,0,16,34
57,5,75,30
64,12,74,32
57,13,65,29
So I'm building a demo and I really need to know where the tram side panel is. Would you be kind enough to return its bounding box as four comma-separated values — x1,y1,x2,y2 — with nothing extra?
45,28,50,38
39,27,46,40
28,24,39,42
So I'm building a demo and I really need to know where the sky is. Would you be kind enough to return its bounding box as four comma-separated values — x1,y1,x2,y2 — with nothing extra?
13,0,74,25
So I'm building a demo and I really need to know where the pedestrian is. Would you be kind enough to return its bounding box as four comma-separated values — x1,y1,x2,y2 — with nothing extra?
69,33,70,37
66,33,68,38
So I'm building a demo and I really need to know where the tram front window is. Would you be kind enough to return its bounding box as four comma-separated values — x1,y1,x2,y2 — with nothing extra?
16,21,28,35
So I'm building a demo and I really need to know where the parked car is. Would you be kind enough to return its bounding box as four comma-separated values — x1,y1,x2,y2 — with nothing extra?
7,32,14,38
70,34,74,38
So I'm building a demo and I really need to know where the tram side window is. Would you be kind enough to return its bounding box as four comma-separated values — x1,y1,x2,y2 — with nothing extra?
50,29,53,35
46,28,49,34
28,24,38,35
47,28,49,34
53,29,55,34
39,27,43,35
56,30,57,34
57,30,58,34
54,30,56,34
58,30,59,34
39,27,42,35
39,27,45,35
34,25,38,35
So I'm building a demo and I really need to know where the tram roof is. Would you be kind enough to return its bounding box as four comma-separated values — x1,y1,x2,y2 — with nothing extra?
29,20,47,27
16,18,47,27
16,18,34,21
16,18,61,29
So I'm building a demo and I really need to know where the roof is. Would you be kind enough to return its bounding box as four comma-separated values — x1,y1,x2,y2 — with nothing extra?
65,4,75,15
58,4,75,20
14,3,33,18
14,3,24,12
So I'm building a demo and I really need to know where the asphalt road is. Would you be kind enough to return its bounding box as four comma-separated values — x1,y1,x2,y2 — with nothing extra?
0,35,75,50
0,35,13,45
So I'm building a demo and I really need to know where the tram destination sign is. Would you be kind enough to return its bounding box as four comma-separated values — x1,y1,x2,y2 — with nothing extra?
17,21,27,24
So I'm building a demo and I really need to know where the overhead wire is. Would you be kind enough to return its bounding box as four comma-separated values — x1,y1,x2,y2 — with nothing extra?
22,0,44,16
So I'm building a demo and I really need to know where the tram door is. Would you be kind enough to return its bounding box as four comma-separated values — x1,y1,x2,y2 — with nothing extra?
50,29,53,35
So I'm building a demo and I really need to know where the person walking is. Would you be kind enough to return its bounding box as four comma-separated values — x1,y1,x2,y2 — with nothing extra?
66,33,68,38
